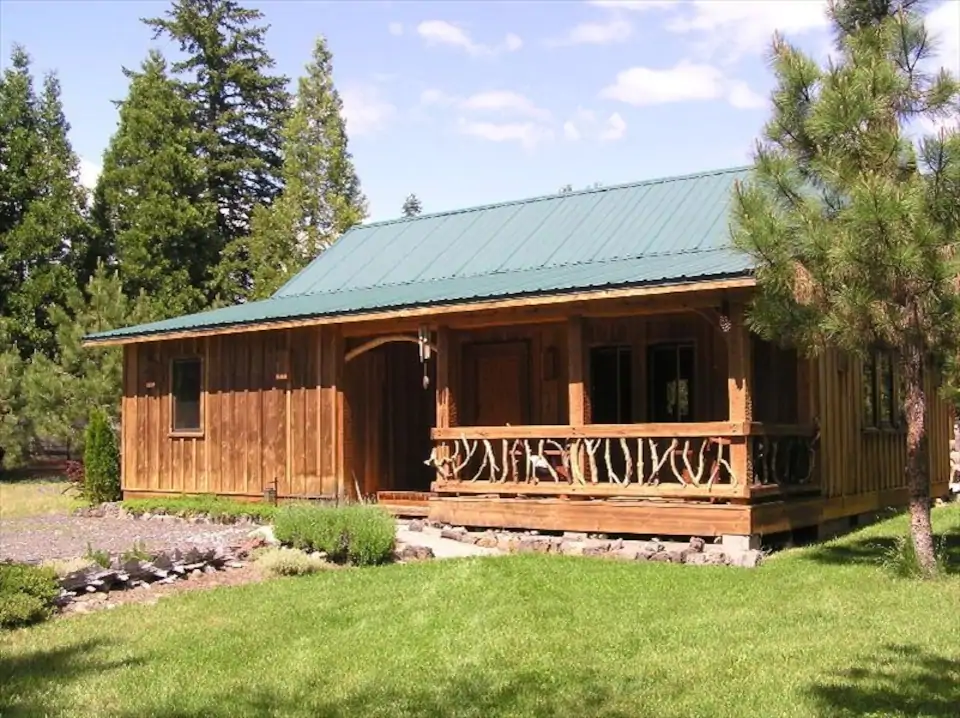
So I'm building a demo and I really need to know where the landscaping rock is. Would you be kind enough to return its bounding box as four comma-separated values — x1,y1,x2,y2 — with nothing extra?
614,548,640,561
582,545,609,557
475,533,499,549
729,549,764,568
689,537,706,552
247,525,279,545
407,519,426,532
440,527,466,541
394,544,435,562
560,542,585,556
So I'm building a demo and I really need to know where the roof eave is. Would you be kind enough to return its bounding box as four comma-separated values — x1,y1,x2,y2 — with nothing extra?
82,274,756,348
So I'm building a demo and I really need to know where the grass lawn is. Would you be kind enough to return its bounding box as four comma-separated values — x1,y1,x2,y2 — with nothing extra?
0,478,82,520
1,506,958,718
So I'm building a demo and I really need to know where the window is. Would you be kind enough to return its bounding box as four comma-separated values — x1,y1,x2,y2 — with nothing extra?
863,350,898,429
648,343,694,422
171,358,202,433
589,346,632,423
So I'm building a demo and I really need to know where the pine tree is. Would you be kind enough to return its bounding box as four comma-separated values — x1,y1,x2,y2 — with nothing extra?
732,0,960,575
0,328,30,469
245,35,366,300
144,0,291,302
22,265,153,456
0,46,89,358
83,407,120,503
92,50,212,320
402,193,422,217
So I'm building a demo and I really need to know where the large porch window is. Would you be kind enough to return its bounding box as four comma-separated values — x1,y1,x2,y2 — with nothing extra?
648,343,694,422
589,345,632,423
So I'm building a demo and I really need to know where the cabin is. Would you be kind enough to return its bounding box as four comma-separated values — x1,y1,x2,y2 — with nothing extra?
85,167,954,547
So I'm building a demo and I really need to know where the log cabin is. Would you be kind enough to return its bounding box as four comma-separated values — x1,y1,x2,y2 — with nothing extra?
85,166,954,547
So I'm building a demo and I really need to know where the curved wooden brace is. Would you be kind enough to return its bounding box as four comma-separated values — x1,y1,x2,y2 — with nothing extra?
345,334,438,363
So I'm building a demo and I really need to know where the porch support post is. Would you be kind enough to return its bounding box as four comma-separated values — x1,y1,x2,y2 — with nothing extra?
727,303,754,496
434,326,456,482
567,316,587,425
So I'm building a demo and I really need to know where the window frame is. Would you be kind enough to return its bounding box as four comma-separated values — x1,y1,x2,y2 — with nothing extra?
862,349,903,433
588,344,633,424
169,356,204,437
647,342,696,423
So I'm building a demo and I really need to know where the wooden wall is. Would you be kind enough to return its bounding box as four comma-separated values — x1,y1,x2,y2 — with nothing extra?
814,348,952,502
121,326,343,499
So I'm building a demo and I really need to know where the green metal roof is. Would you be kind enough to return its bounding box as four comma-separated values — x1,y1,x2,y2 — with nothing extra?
87,166,754,342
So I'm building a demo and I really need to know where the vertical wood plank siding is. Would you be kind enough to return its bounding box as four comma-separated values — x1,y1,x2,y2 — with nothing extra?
122,326,342,499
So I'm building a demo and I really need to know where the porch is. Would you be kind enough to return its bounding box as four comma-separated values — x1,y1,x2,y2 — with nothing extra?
342,290,821,538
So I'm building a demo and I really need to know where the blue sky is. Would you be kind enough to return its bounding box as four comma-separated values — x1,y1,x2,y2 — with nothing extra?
2,0,958,222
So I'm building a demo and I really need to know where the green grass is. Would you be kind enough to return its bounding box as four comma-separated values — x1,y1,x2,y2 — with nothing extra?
0,479,83,519
1,505,958,718
120,495,280,523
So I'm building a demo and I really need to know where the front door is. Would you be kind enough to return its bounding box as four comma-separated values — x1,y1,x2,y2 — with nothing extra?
464,341,530,425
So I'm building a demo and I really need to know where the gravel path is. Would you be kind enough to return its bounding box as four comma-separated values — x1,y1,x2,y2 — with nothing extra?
0,515,252,563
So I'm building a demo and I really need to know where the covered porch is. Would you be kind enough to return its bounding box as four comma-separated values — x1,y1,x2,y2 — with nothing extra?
342,285,820,538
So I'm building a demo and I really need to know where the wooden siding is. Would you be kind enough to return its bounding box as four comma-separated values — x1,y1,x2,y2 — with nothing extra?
122,326,343,499
815,348,952,504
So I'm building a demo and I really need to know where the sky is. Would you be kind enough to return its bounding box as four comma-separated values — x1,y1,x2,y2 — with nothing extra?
1,0,958,223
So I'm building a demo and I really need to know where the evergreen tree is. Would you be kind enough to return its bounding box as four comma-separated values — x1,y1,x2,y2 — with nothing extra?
0,46,89,357
402,193,422,217
732,0,960,575
92,50,211,320
83,407,120,503
0,328,30,468
245,35,366,300
22,265,152,454
144,0,291,302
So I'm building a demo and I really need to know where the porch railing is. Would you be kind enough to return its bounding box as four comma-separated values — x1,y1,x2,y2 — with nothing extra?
428,422,818,499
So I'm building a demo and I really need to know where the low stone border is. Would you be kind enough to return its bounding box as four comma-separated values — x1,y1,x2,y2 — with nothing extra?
56,537,266,609
407,521,763,567
74,502,266,526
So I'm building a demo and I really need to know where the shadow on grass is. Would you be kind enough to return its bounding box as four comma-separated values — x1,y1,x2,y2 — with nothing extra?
112,670,641,718
809,644,960,718
0,638,144,717
799,531,960,575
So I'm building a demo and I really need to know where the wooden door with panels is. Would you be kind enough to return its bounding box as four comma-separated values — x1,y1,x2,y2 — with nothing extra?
462,341,531,426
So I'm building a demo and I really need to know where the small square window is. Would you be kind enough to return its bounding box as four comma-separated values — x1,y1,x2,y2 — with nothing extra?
171,358,202,432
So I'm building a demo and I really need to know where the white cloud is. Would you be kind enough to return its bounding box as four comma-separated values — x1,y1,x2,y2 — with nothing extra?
727,80,766,109
457,118,553,151
667,1,829,62
78,157,100,190
588,0,677,9
388,21,403,36
927,0,960,76
420,88,457,106
601,62,725,105
600,112,627,141
562,107,627,142
341,85,396,136
460,90,551,120
549,18,632,46
416,20,523,57
600,61,765,110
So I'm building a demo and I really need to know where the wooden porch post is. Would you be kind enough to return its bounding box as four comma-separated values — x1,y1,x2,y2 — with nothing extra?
727,303,753,495
435,326,457,429
567,316,587,425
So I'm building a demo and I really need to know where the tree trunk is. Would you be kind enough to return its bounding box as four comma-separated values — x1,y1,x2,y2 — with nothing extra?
902,345,937,577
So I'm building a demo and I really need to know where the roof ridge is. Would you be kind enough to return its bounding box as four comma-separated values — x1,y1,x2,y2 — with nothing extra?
276,245,739,300
358,165,752,230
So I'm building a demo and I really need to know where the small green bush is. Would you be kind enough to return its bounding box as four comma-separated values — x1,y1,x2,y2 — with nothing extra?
84,543,112,568
121,495,278,523
274,504,395,566
254,547,326,577
0,563,59,629
83,407,120,504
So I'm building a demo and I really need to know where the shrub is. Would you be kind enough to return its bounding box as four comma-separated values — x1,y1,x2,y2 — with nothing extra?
0,562,59,630
121,495,278,523
254,547,326,577
120,540,151,563
84,543,112,568
83,408,120,504
274,504,395,566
